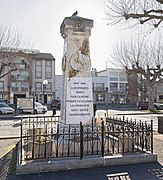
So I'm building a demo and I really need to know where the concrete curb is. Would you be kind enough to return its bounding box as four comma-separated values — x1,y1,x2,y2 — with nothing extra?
16,153,157,175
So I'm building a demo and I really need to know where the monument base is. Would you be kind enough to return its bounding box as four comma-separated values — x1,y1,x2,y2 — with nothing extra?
16,139,157,174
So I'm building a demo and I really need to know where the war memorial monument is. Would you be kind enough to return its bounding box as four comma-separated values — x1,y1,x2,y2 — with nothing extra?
60,12,94,124
16,14,156,175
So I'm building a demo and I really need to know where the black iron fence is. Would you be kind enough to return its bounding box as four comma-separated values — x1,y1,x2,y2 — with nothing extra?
20,115,153,162
105,116,153,154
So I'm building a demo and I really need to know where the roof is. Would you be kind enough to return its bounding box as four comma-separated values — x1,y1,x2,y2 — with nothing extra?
0,50,55,61
29,52,55,61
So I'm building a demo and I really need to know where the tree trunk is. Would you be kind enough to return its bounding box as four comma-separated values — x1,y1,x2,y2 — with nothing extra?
147,83,155,110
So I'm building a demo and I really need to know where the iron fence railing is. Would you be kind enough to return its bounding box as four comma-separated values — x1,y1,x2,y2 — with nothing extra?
19,115,153,162
106,116,153,154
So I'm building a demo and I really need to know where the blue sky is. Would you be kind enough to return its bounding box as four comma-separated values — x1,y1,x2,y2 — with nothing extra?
0,0,129,74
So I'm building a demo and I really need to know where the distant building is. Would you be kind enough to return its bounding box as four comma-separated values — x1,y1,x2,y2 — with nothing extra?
93,68,130,104
0,50,56,104
55,68,163,105
156,80,163,102
55,68,138,105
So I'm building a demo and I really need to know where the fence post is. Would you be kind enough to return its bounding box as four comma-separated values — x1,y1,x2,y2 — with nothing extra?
68,124,71,157
20,116,23,164
132,121,135,153
141,122,144,152
91,118,94,155
56,124,59,158
122,116,125,153
32,123,35,159
151,120,153,153
80,121,83,159
101,120,104,157
44,125,47,158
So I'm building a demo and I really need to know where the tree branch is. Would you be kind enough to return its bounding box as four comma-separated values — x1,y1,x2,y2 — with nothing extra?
106,0,163,29
155,0,163,4
0,68,17,79
124,12,163,21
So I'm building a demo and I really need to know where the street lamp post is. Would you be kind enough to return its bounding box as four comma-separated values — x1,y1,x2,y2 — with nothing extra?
126,86,129,104
42,80,48,104
106,103,108,119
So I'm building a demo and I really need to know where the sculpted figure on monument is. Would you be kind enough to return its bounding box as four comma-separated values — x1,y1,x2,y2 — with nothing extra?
62,54,66,71
68,39,91,78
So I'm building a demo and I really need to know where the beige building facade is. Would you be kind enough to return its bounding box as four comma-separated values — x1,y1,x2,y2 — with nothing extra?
0,50,56,104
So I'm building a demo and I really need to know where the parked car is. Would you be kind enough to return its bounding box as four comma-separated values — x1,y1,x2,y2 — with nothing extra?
0,102,14,114
34,102,47,114
137,101,160,110
51,100,61,109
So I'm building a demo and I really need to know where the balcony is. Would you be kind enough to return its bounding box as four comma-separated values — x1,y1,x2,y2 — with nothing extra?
110,87,119,92
11,87,19,92
21,87,29,91
10,86,29,92
92,87,108,92
10,75,30,81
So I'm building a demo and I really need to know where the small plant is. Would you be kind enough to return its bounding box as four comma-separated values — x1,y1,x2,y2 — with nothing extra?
148,109,160,113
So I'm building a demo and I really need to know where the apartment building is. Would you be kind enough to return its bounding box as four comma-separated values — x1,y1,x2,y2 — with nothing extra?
93,68,128,104
0,50,56,104
55,68,138,105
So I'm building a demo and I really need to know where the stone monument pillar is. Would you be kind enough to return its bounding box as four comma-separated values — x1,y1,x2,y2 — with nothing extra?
60,15,93,124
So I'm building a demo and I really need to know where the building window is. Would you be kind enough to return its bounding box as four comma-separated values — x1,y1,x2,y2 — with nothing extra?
45,82,52,92
119,72,127,81
35,60,42,78
157,85,163,94
95,83,104,91
159,95,163,101
45,72,51,78
11,70,29,81
45,61,52,79
45,61,51,67
96,94,105,101
119,83,127,92
35,82,42,92
35,72,41,78
11,82,19,91
109,71,118,81
21,82,29,91
21,71,29,80
36,61,41,67
110,83,118,92
0,82,3,92
110,77,118,81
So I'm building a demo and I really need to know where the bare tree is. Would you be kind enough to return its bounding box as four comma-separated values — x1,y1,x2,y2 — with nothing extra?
105,0,163,31
110,38,163,110
0,22,31,79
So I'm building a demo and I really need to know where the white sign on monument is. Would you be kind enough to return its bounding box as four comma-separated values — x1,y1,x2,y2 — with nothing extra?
66,77,93,124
